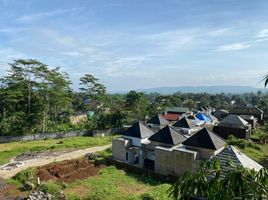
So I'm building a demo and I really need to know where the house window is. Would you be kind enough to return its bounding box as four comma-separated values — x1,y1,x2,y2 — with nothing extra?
126,152,128,161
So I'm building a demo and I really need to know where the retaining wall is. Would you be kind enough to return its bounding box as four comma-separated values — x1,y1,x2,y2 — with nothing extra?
0,128,124,144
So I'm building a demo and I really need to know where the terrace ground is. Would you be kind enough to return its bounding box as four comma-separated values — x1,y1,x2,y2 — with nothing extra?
0,135,114,166
8,149,172,200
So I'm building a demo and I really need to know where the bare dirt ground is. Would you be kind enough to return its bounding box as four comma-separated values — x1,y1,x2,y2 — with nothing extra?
37,158,104,183
0,144,111,179
0,177,25,200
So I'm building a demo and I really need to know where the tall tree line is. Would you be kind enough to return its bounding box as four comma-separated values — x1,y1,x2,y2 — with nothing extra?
1,59,268,135
0,59,72,135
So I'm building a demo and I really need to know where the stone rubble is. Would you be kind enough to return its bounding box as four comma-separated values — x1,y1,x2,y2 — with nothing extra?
26,191,52,200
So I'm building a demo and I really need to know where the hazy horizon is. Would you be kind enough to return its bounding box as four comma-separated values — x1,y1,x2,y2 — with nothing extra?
1,0,268,91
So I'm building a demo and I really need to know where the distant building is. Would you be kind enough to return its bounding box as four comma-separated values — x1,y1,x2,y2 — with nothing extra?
212,109,229,121
172,117,200,135
239,115,257,129
162,107,190,122
230,106,264,123
213,114,252,140
70,113,88,125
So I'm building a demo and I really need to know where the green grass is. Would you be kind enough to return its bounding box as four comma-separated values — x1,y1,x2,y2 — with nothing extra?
236,142,268,167
0,136,114,165
65,166,172,200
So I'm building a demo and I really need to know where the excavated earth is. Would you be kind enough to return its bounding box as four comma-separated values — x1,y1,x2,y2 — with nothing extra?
36,158,104,183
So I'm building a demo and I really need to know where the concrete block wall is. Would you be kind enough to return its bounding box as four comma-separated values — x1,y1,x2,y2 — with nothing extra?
112,138,130,162
154,147,197,176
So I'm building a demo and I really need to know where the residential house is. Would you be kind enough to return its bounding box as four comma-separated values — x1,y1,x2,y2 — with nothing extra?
146,114,170,131
172,117,200,135
239,115,257,129
212,109,229,121
213,114,252,140
230,106,264,123
162,107,190,122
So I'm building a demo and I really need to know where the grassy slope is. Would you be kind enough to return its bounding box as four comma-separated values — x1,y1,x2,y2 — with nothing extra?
239,143,268,167
0,136,114,165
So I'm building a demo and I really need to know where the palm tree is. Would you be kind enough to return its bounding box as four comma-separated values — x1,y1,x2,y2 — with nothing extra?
261,75,268,87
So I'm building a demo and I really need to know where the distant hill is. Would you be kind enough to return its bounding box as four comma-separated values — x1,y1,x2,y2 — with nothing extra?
111,86,267,94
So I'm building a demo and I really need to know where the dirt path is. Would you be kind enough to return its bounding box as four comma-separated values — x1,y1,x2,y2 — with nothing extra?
0,144,111,179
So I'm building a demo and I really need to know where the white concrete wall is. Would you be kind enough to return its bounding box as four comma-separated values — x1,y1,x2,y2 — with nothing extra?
112,138,130,162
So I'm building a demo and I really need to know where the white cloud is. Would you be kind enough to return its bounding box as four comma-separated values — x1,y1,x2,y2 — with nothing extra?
17,8,82,22
216,42,251,52
256,29,268,38
207,28,230,37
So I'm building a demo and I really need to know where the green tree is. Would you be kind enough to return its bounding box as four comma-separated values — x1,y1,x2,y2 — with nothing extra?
168,160,268,200
125,90,150,121
79,74,106,111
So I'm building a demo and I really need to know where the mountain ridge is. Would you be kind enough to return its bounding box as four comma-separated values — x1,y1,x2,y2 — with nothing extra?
110,85,267,94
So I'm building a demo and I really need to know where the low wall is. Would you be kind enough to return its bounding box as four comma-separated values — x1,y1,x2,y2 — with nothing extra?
106,158,178,183
0,128,124,144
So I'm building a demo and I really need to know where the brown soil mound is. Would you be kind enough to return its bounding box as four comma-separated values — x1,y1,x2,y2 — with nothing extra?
36,159,103,183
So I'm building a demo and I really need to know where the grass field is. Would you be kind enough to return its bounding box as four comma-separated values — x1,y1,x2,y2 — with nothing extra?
65,166,172,200
0,136,114,165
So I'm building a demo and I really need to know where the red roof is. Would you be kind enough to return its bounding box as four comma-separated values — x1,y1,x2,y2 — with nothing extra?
162,113,181,121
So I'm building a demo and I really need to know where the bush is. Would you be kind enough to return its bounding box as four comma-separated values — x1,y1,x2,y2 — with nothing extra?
227,135,260,150
140,192,160,200
39,181,63,198
11,168,36,187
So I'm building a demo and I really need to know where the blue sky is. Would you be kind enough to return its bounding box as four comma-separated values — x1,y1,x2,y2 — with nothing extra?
0,0,268,91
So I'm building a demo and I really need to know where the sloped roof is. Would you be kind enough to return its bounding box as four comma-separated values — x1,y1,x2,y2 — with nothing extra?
213,145,263,171
196,113,211,122
122,121,154,139
166,107,189,113
220,114,248,128
172,117,195,129
162,113,181,121
147,114,169,126
212,110,229,120
183,128,226,150
148,126,187,145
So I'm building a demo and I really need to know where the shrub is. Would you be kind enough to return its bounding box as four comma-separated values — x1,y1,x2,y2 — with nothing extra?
140,192,161,200
39,181,63,197
12,168,36,186
227,135,260,150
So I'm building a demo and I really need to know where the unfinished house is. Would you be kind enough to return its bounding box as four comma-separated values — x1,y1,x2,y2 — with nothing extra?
112,121,154,168
182,128,226,160
146,114,170,131
113,121,230,177
145,125,187,171
172,117,200,136
213,114,252,140
240,115,257,128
